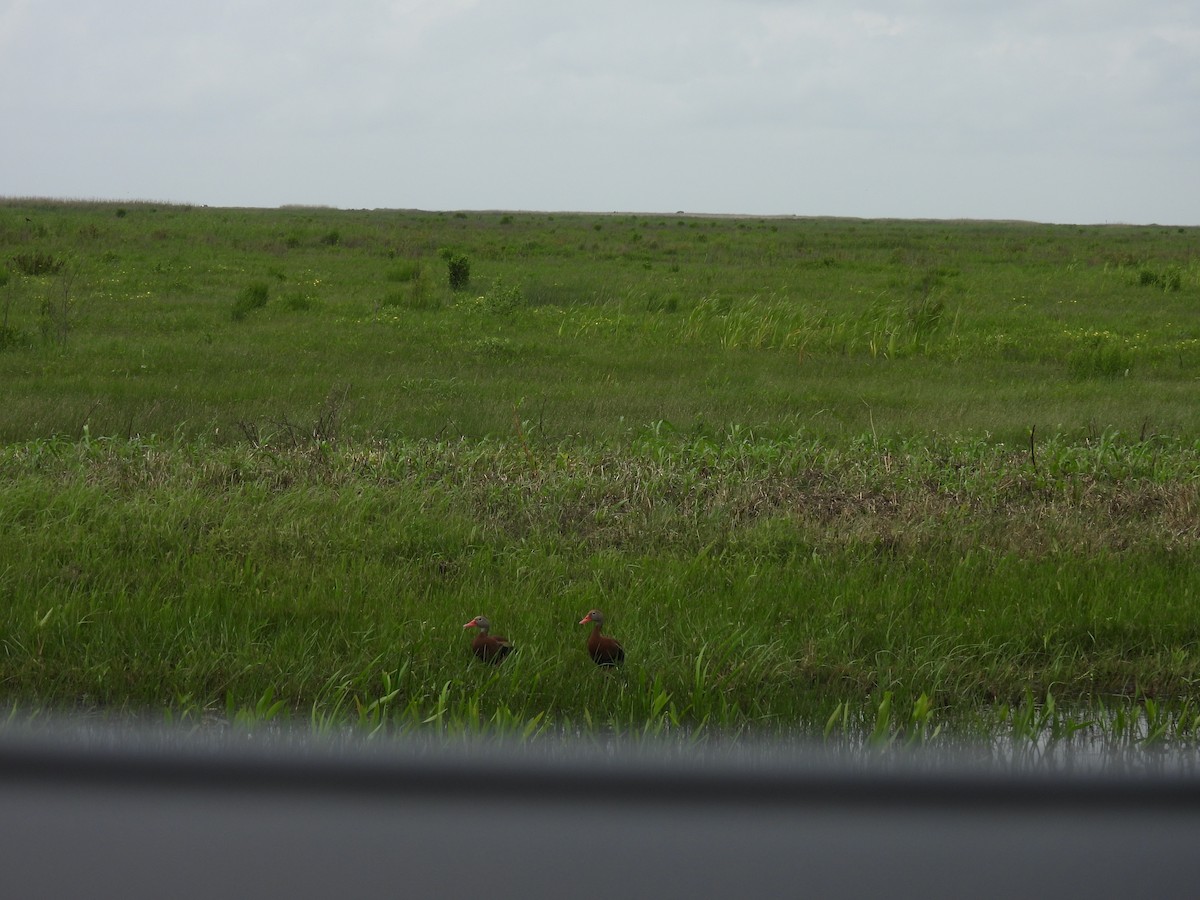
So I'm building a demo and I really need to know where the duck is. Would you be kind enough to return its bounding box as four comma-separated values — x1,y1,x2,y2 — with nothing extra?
463,615,513,664
579,609,625,667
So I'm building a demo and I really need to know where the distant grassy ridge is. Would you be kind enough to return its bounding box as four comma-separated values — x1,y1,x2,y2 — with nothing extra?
1,200,1198,445
1,201,1199,741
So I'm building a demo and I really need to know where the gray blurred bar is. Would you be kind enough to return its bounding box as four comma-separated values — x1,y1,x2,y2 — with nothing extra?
3,724,1200,899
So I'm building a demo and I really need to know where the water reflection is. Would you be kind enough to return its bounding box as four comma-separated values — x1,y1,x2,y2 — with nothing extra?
5,711,1200,778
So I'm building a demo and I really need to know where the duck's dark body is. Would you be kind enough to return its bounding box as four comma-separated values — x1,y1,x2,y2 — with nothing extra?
586,628,625,667
471,633,512,664
579,610,625,667
464,616,512,664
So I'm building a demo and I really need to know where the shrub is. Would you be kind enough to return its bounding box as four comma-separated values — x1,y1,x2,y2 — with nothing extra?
443,251,470,290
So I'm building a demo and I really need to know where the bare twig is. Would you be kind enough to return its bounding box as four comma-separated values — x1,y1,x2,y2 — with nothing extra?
77,399,102,440
237,420,261,447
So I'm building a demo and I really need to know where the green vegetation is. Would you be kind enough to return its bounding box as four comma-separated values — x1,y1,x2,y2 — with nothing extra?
1,199,1198,747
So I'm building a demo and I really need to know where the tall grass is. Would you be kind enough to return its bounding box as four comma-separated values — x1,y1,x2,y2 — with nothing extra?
2,432,1197,742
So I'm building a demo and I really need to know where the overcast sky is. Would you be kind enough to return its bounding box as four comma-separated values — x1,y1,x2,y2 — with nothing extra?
3,1,1198,223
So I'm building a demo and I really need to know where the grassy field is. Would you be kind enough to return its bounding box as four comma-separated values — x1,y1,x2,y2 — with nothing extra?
2,199,1199,747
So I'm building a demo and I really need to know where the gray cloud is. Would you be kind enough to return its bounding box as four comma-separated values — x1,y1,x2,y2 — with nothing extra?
2,0,1197,222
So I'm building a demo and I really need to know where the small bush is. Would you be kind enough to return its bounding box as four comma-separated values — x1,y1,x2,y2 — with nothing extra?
231,282,270,321
444,252,470,290
319,230,341,246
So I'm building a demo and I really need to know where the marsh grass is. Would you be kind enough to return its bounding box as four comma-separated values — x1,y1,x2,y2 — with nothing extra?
2,431,1198,743
1,201,1199,743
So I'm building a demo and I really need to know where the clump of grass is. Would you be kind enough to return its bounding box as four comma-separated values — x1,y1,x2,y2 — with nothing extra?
0,323,24,350
386,261,422,283
380,266,438,312
1067,344,1131,379
458,278,524,315
480,278,524,314
407,269,438,310
1137,266,1183,292
1065,332,1133,379
231,281,269,321
282,290,315,312
467,336,515,356
10,250,64,276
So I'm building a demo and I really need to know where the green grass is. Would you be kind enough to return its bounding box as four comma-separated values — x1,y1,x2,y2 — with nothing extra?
1,200,1199,747
2,433,1198,744
2,202,1198,445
